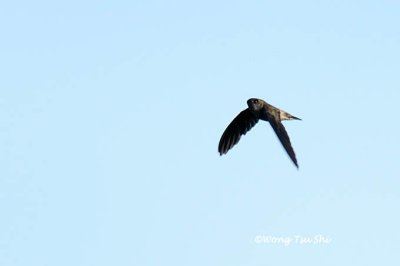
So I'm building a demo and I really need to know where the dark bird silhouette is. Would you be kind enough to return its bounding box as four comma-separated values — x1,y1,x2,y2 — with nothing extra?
218,98,301,168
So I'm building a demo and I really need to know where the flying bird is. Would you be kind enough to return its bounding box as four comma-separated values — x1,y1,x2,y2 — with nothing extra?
218,98,301,168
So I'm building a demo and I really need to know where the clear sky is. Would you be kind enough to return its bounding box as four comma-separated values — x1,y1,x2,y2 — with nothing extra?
1,1,399,265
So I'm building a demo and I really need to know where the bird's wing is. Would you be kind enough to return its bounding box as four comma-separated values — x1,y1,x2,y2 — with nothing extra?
268,118,299,168
218,109,259,155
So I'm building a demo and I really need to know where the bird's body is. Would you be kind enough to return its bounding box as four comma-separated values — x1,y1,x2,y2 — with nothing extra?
218,98,301,168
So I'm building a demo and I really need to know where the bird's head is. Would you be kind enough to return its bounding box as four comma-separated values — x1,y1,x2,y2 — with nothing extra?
247,98,264,112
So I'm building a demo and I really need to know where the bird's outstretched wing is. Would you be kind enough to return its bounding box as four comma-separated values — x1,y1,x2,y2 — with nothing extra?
268,119,299,168
218,109,259,155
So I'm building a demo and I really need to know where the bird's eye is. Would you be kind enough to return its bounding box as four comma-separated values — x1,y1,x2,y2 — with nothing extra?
253,99,258,104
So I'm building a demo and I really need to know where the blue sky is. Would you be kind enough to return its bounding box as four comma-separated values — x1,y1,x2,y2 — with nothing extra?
1,1,400,265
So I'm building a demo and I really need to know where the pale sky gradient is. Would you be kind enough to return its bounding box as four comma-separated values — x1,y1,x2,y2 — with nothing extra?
1,1,400,265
